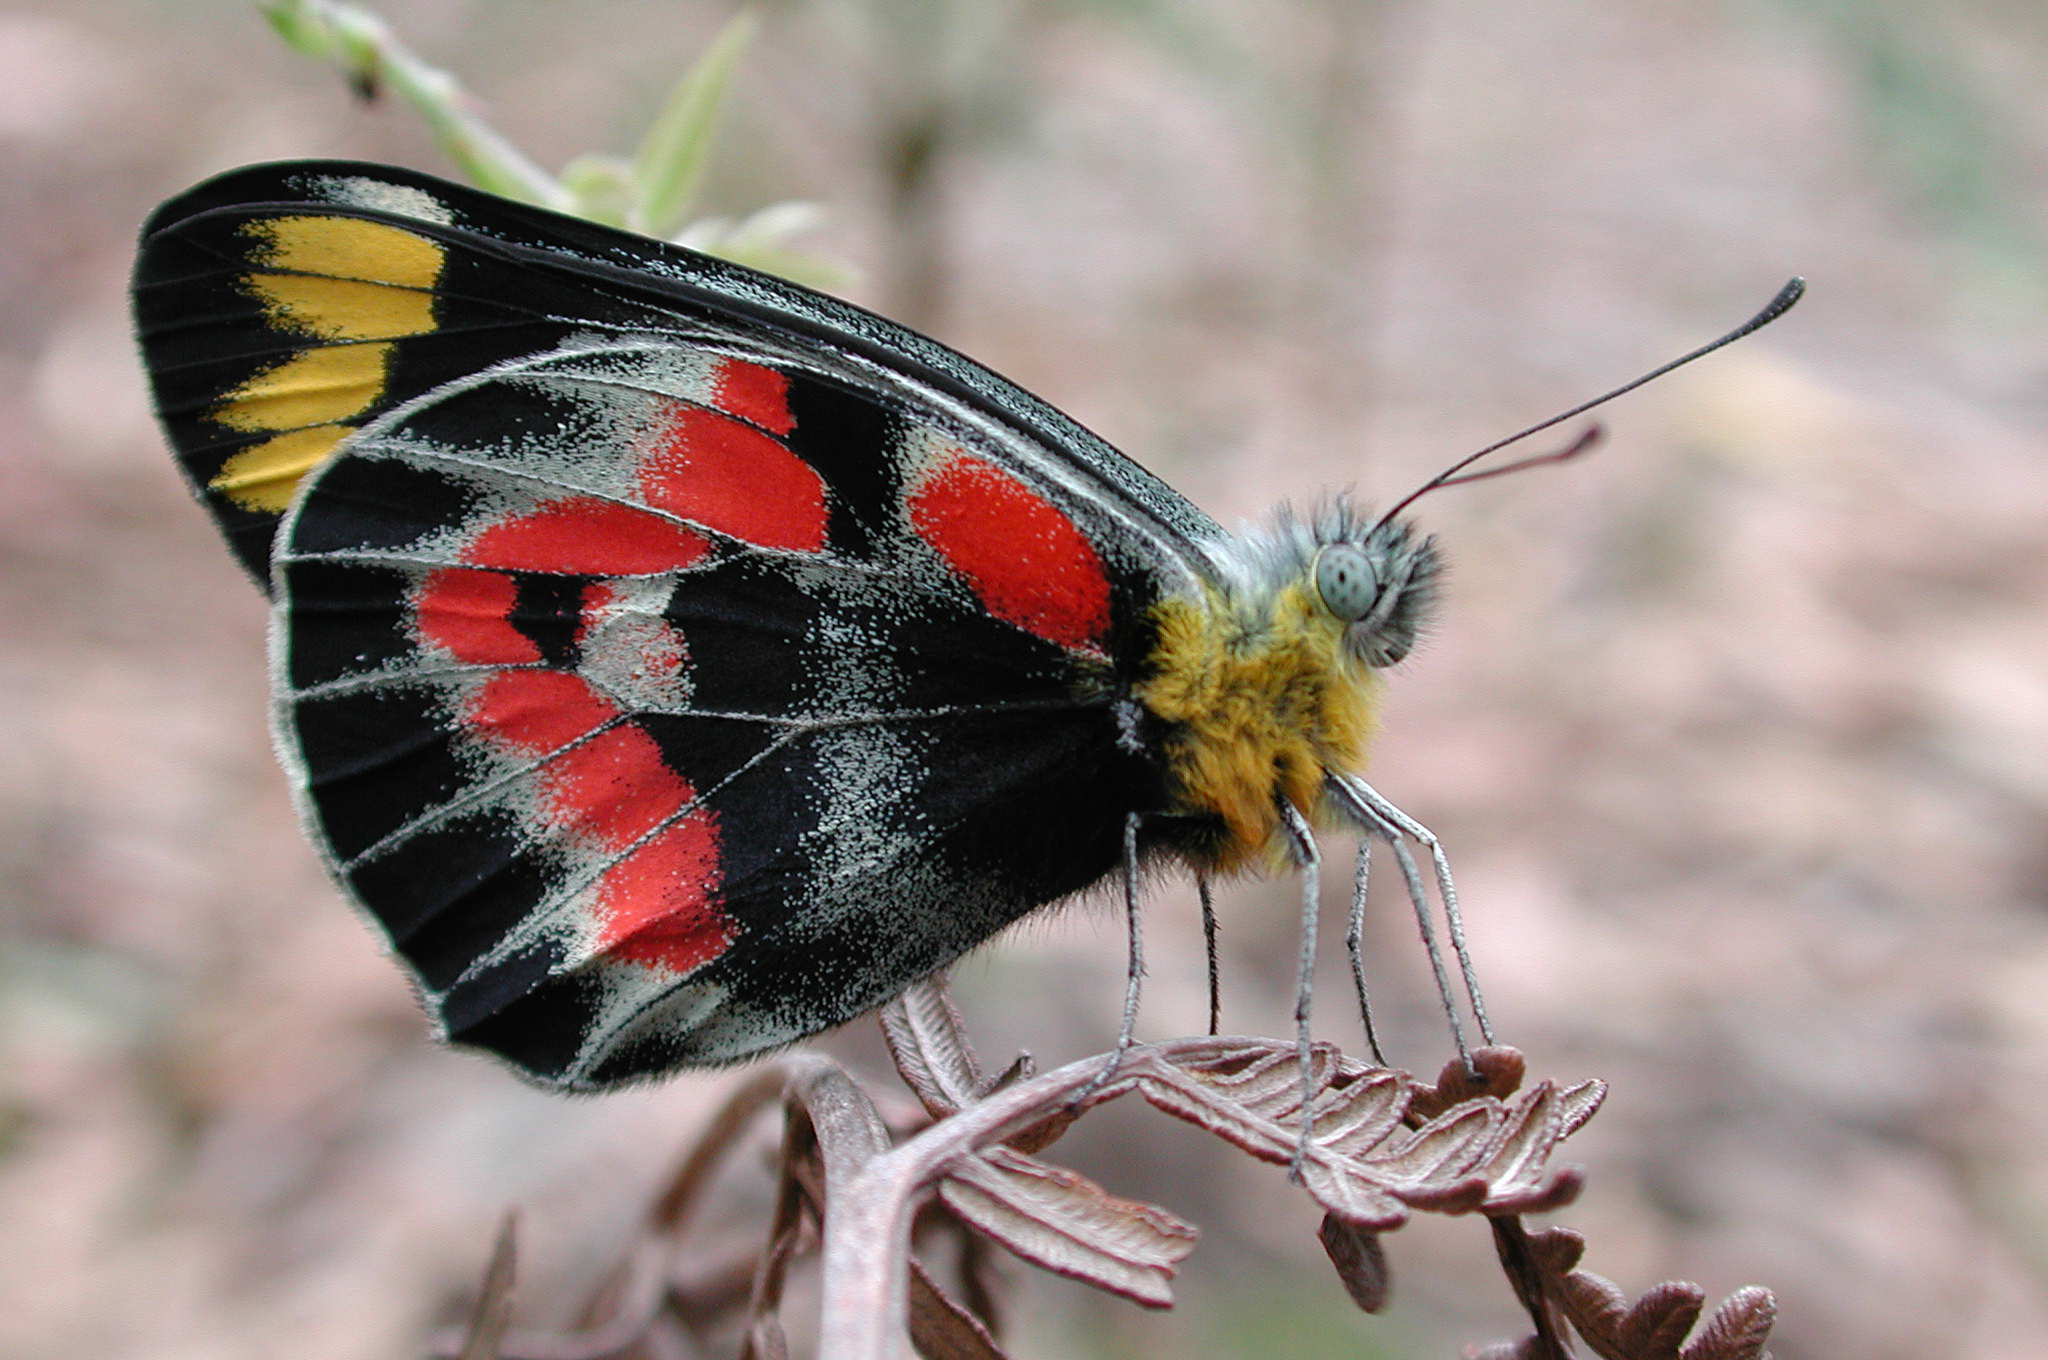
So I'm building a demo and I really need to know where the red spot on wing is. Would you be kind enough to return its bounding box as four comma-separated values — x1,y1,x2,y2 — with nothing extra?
541,726,689,848
538,718,730,975
415,569,537,665
711,358,795,435
593,818,732,974
467,669,619,754
417,491,740,980
639,402,827,552
463,668,736,976
464,496,711,575
577,579,623,615
467,674,686,848
908,453,1112,650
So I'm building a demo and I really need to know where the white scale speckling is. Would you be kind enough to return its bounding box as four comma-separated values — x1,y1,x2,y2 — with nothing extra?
312,175,456,226
310,336,1067,1057
798,607,928,897
772,419,1026,965
566,974,729,1084
578,575,694,714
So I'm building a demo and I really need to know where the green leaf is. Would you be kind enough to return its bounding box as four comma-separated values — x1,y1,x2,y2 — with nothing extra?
631,10,758,238
262,0,335,55
560,154,637,229
257,0,851,290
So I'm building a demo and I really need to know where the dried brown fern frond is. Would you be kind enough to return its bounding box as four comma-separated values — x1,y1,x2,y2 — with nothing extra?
433,978,1774,1360
1476,1220,1777,1360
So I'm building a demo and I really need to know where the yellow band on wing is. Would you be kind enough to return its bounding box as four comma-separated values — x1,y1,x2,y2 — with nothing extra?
208,216,446,511
245,273,435,340
215,342,390,432
246,215,445,290
208,426,352,513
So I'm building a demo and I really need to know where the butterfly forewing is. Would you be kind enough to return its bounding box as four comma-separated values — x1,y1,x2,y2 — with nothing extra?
137,162,1223,1087
134,161,1223,586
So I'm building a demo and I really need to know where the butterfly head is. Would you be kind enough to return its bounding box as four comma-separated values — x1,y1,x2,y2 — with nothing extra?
1308,509,1440,668
1221,497,1442,670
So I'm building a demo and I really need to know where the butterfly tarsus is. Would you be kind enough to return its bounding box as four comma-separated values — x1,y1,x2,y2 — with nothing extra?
1277,801,1321,1181
1073,812,1147,1109
1346,838,1388,1065
1328,777,1484,1073
1338,776,1495,1048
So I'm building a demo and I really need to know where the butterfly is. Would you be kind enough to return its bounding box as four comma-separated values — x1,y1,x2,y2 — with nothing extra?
134,160,1801,1091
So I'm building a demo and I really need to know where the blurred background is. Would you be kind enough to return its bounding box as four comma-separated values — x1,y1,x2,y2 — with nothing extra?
4,0,2048,1356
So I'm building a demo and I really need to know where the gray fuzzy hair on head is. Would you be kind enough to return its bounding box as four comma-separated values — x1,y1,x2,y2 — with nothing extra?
1204,494,1442,667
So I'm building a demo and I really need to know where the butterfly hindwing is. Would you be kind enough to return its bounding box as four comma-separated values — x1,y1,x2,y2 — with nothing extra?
280,341,1169,1085
136,162,1228,1086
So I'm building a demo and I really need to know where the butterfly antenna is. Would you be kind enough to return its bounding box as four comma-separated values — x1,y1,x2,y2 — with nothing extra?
1373,276,1806,532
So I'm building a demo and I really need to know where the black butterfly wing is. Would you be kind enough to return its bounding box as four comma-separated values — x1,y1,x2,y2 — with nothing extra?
136,162,1225,1087
134,160,1223,585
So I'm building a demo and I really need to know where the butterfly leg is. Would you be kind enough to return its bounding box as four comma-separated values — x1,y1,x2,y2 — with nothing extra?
1075,812,1147,1105
1326,777,1479,1067
1347,838,1388,1066
1276,801,1321,1179
1334,775,1495,1048
1197,872,1221,1037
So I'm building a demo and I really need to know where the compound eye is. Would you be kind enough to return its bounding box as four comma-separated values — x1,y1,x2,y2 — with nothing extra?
1314,544,1381,621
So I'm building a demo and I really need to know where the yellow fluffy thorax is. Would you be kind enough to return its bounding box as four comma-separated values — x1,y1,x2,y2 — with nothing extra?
1135,581,1380,871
